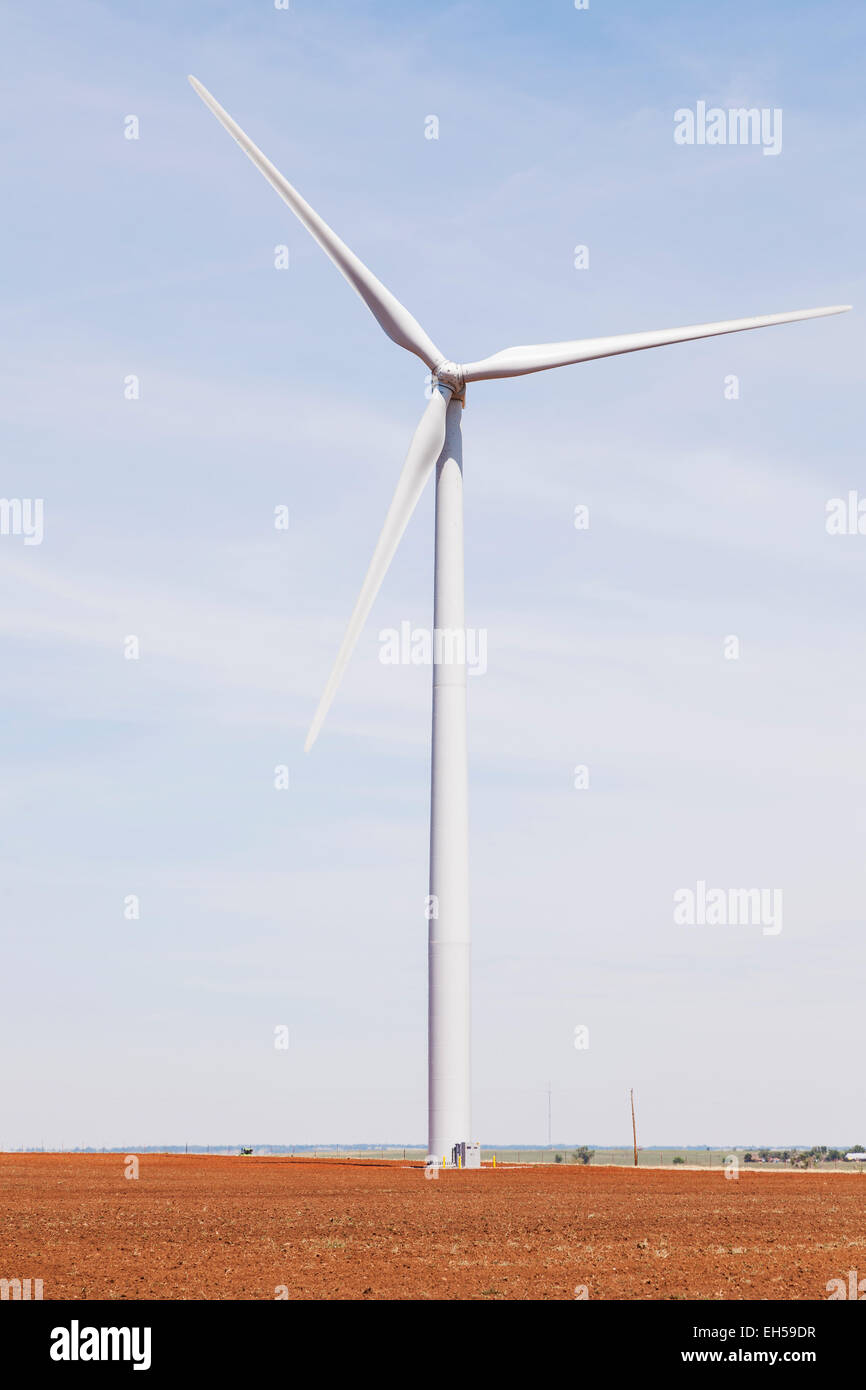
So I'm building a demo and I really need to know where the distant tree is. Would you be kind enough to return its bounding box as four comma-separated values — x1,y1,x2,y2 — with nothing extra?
572,1146,594,1165
554,1153,563,1163
672,1156,685,1165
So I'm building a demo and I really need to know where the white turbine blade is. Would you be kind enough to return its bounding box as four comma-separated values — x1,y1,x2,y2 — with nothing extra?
462,304,851,381
305,389,450,751
188,75,444,370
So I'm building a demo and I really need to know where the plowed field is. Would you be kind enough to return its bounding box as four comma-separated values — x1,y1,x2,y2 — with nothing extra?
1,1154,862,1300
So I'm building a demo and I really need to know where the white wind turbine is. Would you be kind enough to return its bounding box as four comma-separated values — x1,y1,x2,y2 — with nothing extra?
189,76,849,1167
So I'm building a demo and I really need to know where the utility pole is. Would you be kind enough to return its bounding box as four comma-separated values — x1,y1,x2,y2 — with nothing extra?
631,1089,638,1166
547,1081,552,1148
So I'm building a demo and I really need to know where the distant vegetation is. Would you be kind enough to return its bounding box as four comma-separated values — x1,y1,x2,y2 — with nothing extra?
10,1143,865,1167
743,1146,863,1167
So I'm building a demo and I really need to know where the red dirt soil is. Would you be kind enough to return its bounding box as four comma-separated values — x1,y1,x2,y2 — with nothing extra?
1,1153,863,1300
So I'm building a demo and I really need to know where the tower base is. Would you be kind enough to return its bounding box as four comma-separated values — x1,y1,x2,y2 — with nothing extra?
426,1140,481,1170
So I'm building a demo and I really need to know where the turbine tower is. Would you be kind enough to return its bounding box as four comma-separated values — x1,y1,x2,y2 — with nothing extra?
189,76,849,1167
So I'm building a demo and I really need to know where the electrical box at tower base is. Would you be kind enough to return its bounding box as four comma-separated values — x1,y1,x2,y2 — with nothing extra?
452,1141,481,1169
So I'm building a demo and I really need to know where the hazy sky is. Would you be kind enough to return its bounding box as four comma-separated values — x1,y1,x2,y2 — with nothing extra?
1,0,863,1148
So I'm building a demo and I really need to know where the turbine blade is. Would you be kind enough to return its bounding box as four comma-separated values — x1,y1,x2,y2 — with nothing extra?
462,304,851,381
305,388,450,751
188,75,444,370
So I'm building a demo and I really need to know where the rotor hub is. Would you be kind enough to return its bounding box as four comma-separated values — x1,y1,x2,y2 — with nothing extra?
433,360,466,400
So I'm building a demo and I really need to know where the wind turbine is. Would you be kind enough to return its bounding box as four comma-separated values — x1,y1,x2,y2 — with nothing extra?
189,76,849,1168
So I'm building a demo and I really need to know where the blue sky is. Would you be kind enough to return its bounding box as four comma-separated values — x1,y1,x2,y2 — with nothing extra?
1,0,864,1147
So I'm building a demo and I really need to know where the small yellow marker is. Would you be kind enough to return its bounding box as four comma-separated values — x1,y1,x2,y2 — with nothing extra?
493,1154,496,1169
458,1153,461,1169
